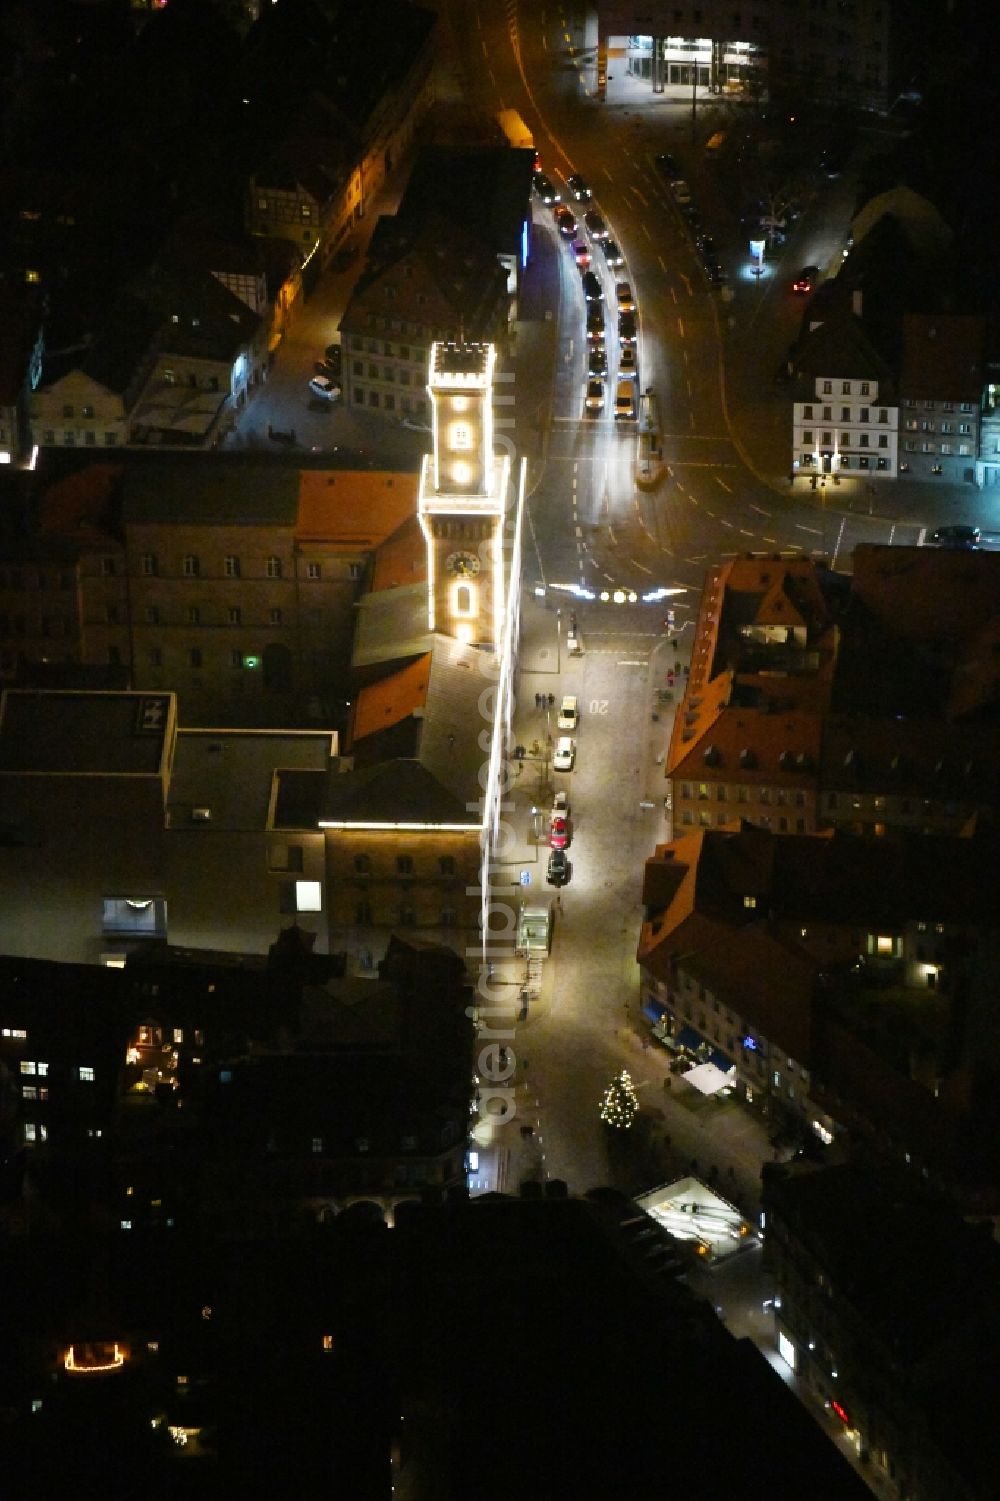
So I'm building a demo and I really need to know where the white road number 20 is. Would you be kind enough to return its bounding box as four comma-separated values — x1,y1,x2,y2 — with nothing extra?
589,699,609,715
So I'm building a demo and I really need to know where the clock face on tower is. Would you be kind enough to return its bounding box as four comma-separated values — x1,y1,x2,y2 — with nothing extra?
445,549,482,578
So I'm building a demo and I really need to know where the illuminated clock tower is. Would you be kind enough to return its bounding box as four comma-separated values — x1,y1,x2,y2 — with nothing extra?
418,341,509,650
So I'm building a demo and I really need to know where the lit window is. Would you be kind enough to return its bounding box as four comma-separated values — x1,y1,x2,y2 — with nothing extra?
295,881,322,912
322,1334,334,1351
312,1136,324,1154
24,1123,37,1142
78,1066,95,1082
20,1061,36,1075
266,556,282,579
173,1029,184,1045
875,934,894,955
743,895,756,908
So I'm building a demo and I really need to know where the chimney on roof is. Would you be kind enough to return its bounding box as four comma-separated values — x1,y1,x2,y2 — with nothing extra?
851,289,863,317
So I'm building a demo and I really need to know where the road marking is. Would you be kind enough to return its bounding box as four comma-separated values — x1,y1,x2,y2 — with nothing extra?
670,286,677,304
658,254,668,272
617,660,646,666
795,523,822,535
719,518,734,529
714,476,733,493
677,318,685,338
689,411,695,429
629,560,653,573
542,34,547,49
686,379,693,396
748,503,771,516
482,39,488,56
631,186,648,206
642,223,653,241
762,536,779,544
738,528,753,536
679,273,693,296
604,166,612,180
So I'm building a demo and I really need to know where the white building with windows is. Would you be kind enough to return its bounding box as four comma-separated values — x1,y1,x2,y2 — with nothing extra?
793,374,898,480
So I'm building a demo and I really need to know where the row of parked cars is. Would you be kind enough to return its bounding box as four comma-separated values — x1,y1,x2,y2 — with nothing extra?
653,153,728,287
547,699,579,886
535,169,640,421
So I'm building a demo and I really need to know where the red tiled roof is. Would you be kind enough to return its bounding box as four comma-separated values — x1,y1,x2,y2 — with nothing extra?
350,655,431,745
295,471,419,552
371,514,426,592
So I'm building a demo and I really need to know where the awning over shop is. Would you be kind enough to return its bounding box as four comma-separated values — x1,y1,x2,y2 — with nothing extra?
681,1061,734,1096
674,1025,705,1051
643,999,667,1023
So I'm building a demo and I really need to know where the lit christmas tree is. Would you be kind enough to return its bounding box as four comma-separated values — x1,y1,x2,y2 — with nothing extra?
600,1069,638,1130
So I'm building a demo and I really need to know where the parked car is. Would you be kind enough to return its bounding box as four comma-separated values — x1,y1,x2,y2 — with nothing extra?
557,695,579,730
618,310,637,345
308,375,340,401
654,152,681,179
581,270,603,301
792,265,820,294
585,377,605,413
588,344,608,378
573,241,592,269
549,815,570,852
553,736,576,771
705,263,728,286
324,344,343,370
546,849,571,886
619,344,637,378
928,525,980,548
669,179,692,204
567,173,592,201
533,171,559,203
586,305,605,341
615,282,634,312
555,207,577,237
602,240,624,269
584,209,608,240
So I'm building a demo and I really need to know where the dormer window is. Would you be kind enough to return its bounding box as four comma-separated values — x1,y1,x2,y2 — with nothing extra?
739,748,756,768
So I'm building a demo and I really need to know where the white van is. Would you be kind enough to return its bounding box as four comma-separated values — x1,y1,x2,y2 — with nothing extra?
557,695,579,731
614,381,636,421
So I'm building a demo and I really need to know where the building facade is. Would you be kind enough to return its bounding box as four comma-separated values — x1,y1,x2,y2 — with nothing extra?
897,314,984,485
793,374,898,479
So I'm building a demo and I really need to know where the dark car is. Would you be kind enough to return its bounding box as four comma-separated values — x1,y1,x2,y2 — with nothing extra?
533,171,559,203
696,235,718,260
618,310,637,345
602,240,624,269
705,263,728,286
588,345,607,378
584,209,608,240
315,359,339,378
567,174,592,201
324,344,343,368
654,152,681,179
928,525,980,548
555,206,577,238
792,265,820,294
581,270,603,302
546,849,571,886
586,304,605,341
